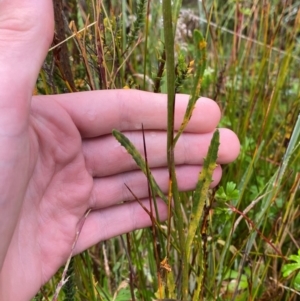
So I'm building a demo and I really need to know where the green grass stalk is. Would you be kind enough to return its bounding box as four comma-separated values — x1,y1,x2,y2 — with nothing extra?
161,2,185,298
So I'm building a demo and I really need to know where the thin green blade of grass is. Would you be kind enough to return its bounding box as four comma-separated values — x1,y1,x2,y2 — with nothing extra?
161,4,185,298
112,129,168,205
182,129,220,299
238,141,266,205
161,0,176,207
277,113,300,181
172,0,183,34
174,29,207,145
186,129,220,254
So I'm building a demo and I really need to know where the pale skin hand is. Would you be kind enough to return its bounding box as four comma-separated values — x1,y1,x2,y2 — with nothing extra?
0,1,240,300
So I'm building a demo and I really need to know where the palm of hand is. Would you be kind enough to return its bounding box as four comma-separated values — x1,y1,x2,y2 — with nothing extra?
7,97,93,291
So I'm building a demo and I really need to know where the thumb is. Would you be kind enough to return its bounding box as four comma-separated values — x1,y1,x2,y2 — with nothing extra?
0,0,54,132
0,0,54,271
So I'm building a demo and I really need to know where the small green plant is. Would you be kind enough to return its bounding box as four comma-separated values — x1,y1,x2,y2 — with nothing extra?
282,250,300,291
216,181,239,202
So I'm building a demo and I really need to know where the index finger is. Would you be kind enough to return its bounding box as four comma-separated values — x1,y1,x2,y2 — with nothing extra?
41,90,221,137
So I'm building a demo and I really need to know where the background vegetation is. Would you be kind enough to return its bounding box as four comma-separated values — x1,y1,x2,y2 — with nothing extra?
33,0,299,300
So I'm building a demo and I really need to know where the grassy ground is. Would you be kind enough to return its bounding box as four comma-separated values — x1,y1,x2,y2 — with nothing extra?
33,0,300,300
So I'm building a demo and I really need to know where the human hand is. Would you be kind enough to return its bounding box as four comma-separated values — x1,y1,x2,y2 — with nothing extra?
0,1,240,300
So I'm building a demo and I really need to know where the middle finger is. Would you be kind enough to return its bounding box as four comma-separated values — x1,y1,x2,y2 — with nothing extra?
83,128,239,177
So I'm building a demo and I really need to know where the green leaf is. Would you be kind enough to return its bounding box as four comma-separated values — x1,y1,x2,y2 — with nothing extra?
226,182,239,199
216,182,239,202
282,250,300,277
293,272,300,291
282,263,300,277
112,129,167,204
216,186,227,200
174,30,207,144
